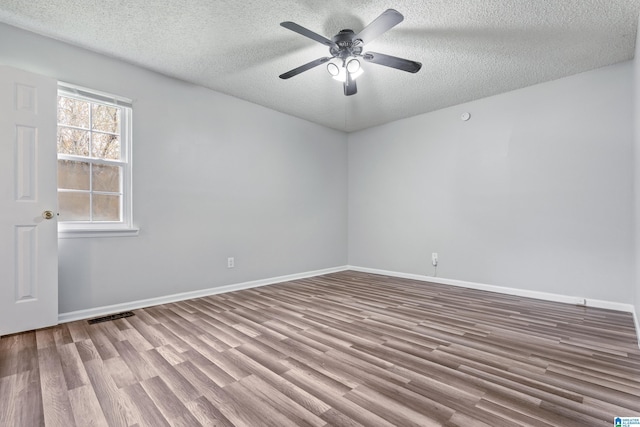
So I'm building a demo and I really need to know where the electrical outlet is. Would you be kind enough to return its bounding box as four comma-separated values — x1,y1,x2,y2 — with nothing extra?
227,257,234,268
432,253,438,267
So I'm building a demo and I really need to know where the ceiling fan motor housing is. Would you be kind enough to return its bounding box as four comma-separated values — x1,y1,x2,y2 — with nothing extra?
330,30,363,59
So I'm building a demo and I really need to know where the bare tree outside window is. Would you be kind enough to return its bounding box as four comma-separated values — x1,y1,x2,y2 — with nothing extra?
57,95,123,222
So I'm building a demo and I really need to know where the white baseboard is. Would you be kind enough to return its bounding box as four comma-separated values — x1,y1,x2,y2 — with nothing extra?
348,265,636,313
58,264,640,349
58,265,349,324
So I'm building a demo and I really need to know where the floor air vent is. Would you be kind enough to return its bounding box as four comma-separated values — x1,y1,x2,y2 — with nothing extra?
87,311,135,324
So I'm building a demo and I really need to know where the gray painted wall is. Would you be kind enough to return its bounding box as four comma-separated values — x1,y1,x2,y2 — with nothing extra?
1,22,637,317
348,62,635,303
0,23,348,313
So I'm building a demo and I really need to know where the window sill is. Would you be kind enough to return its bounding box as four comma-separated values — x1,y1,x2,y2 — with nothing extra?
58,227,140,239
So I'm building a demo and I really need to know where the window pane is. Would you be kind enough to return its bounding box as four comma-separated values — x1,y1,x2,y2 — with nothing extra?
58,160,90,190
92,133,121,160
92,104,120,134
57,96,89,128
93,164,120,192
57,87,132,227
59,192,90,221
58,127,89,156
93,194,120,221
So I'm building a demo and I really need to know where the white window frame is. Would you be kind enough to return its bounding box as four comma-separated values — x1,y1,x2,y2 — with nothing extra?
57,82,138,238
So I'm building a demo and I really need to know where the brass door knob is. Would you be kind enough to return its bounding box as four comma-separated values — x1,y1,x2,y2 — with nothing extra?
42,210,54,220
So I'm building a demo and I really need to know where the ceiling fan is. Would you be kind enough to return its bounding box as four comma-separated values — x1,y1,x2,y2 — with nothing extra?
279,9,422,96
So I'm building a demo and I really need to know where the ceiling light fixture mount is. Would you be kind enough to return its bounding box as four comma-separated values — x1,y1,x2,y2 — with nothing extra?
279,9,422,96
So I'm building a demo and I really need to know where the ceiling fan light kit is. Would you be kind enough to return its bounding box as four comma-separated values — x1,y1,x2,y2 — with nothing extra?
346,59,360,73
279,9,422,96
327,60,363,83
327,62,340,76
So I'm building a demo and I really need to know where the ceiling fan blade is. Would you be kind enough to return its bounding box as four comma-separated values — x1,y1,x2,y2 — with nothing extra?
344,72,357,96
354,9,404,46
281,22,338,49
363,52,422,73
279,57,332,79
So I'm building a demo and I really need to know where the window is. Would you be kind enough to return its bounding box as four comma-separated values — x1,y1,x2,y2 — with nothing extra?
56,83,137,237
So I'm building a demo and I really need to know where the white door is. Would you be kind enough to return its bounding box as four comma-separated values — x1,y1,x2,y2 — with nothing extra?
0,65,58,336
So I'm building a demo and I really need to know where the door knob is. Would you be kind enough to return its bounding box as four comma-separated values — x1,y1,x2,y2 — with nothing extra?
42,210,54,220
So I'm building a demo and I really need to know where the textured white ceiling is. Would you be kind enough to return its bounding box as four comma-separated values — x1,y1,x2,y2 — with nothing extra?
0,1,638,132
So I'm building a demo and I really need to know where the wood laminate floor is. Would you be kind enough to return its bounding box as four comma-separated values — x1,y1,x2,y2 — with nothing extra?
1,271,639,426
